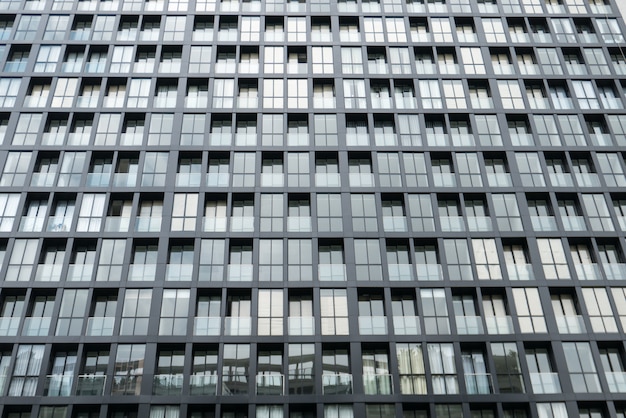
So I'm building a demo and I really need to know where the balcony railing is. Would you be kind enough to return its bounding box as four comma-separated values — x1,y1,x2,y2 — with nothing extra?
287,216,312,232
363,374,393,395
166,264,193,281
605,371,626,393
45,375,73,396
260,173,284,187
190,374,218,395
35,264,63,281
152,373,183,395
506,264,534,281
315,173,341,187
0,318,20,336
358,316,388,335
288,316,315,335
529,372,561,394
464,373,493,394
561,215,586,231
531,216,557,231
222,373,248,395
206,173,229,187
383,216,407,232
227,264,253,282
466,216,492,232
104,217,130,232
135,217,161,232
22,317,51,336
604,263,626,280
575,263,603,281
128,264,157,281
203,217,228,232
440,216,465,232
193,317,221,336
415,264,444,281
388,264,413,281
549,173,574,187
455,316,484,334
230,216,254,232
393,316,420,335
318,264,347,281
485,316,514,334
224,317,252,336
322,374,353,395
86,317,115,336
555,315,586,334
30,173,55,187
349,173,375,187
75,375,106,396
256,374,284,395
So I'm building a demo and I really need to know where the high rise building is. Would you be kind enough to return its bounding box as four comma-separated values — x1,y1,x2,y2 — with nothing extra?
0,0,626,417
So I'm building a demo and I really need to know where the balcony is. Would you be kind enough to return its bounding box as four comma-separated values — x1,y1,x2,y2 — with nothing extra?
176,173,201,187
128,264,157,281
227,264,253,282
35,264,62,281
190,374,218,395
85,173,110,187
363,374,393,395
575,263,603,281
315,173,341,187
86,317,115,336
288,316,315,335
388,264,413,281
230,216,254,232
256,374,284,395
561,215,586,231
466,216,492,232
383,216,407,232
455,316,484,334
464,373,493,394
30,173,55,187
260,173,284,187
555,315,586,334
574,173,601,187
506,264,534,281
349,173,375,187
322,374,353,395
590,134,613,147
358,316,388,335
487,173,513,187
222,374,248,395
393,316,420,335
46,216,72,232
440,216,465,232
287,216,312,232
104,217,130,232
318,264,347,281
22,317,51,336
529,372,561,394
65,264,94,282
415,264,444,281
549,173,574,187
135,217,161,232
530,216,557,231
75,375,106,396
206,173,229,187
432,173,456,187
166,264,193,281
45,375,73,396
153,374,183,395
0,318,20,336
203,216,227,232
19,216,45,232
111,173,137,187
605,371,626,393
194,317,221,336
485,316,514,334
119,133,143,146
603,263,626,280
224,317,252,336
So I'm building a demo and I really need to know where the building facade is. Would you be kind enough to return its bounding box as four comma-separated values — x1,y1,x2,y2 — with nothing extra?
0,0,626,417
